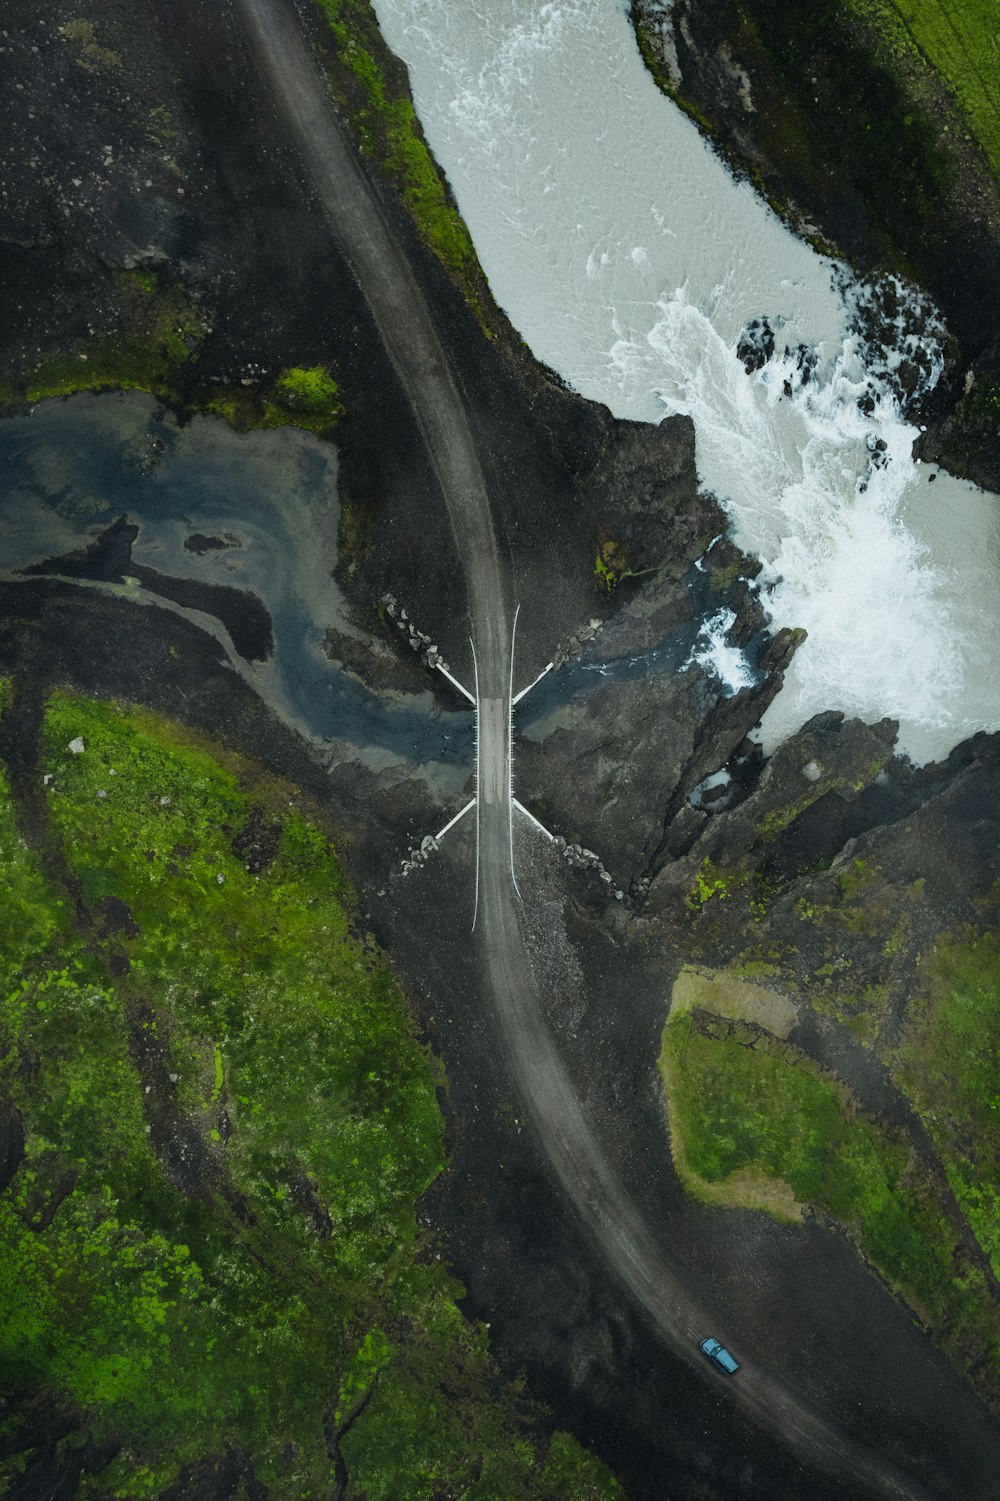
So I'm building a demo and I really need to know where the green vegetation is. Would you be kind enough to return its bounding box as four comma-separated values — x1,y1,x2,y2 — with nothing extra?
312,0,490,328
808,981,891,1046
0,272,204,410
686,858,748,910
660,1005,1000,1397
634,0,975,280
204,364,343,436
592,536,641,592
277,363,342,414
0,691,622,1497
899,929,1000,1279
59,18,122,72
955,371,1000,429
0,277,343,440
671,966,799,1038
850,0,1000,178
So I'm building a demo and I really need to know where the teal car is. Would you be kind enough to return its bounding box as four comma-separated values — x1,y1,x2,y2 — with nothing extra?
700,1337,739,1374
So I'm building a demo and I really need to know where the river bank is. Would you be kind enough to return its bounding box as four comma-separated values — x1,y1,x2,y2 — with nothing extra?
632,0,1000,492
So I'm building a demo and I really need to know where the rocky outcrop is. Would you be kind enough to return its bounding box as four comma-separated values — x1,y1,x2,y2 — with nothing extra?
632,0,1000,489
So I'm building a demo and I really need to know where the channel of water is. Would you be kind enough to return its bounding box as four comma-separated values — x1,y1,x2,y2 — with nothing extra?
0,392,474,777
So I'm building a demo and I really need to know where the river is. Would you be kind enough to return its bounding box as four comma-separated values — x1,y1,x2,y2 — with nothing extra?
370,0,1000,764
0,392,473,779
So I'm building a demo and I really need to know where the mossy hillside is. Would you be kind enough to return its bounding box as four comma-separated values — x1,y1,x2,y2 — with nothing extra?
311,0,492,330
633,0,991,293
659,1007,1000,1400
0,270,204,411
850,0,1000,180
898,929,1000,1279
0,692,623,1498
0,263,344,441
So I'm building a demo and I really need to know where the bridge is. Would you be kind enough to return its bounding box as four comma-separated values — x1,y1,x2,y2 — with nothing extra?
234,0,946,1492
423,603,554,928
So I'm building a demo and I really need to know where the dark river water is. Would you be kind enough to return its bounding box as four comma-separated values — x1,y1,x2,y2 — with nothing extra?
1,393,757,779
0,392,475,773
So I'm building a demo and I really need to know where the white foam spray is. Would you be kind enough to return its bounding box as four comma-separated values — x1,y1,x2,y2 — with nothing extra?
371,0,1000,763
684,608,756,696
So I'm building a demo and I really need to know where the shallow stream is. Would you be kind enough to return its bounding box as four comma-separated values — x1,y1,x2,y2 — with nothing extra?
0,393,474,777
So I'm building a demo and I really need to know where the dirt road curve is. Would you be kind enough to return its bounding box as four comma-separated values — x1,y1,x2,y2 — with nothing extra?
233,1,945,1494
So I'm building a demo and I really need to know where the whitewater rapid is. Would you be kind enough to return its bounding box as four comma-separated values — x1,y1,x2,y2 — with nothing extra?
370,0,1000,763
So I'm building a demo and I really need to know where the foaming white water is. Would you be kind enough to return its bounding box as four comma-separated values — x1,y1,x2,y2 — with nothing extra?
371,0,1000,762
684,608,756,696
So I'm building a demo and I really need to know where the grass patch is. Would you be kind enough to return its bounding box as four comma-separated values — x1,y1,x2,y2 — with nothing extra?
851,0,1000,179
0,272,203,410
659,1006,1000,1394
203,363,343,437
633,0,978,287
898,929,1000,1278
671,965,799,1038
0,278,343,440
0,692,623,1496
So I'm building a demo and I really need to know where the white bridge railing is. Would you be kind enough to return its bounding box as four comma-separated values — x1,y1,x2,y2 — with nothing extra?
400,601,558,928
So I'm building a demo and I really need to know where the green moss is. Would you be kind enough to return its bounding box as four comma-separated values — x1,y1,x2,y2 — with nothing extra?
0,278,341,440
899,929,1000,1278
1,692,624,1495
312,0,490,329
122,267,158,296
954,372,1000,429
593,536,641,592
203,366,343,437
539,1432,624,1498
838,856,879,900
686,858,749,910
59,18,122,71
754,785,836,841
660,1010,1000,1390
337,488,377,572
849,0,1000,179
277,363,341,413
0,275,203,411
810,981,891,1046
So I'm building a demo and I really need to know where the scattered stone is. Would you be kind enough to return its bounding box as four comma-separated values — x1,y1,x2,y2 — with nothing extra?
68,736,85,754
